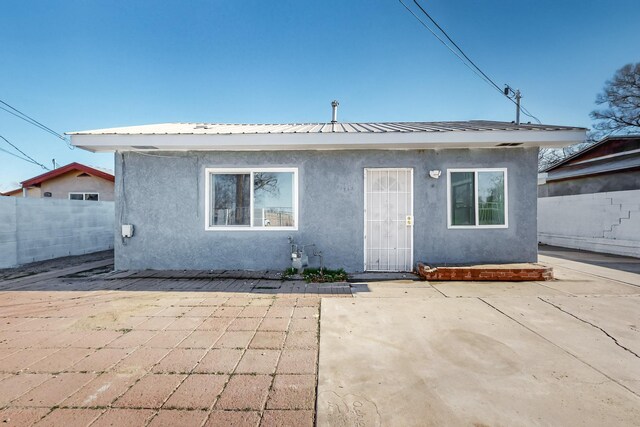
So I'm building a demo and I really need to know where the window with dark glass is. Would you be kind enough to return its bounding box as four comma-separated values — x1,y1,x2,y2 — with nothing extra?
449,169,507,228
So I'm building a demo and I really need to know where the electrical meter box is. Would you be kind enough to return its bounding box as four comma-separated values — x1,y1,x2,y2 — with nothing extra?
121,224,134,238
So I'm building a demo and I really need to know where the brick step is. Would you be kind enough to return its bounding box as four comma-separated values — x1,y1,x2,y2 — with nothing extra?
416,262,553,281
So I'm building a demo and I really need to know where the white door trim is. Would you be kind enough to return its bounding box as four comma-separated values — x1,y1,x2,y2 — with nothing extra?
363,168,414,272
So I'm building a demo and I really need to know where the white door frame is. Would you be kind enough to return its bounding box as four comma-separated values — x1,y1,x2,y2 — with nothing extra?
363,168,414,272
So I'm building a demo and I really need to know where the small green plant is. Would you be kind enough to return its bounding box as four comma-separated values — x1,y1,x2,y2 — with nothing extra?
302,268,348,283
281,267,297,280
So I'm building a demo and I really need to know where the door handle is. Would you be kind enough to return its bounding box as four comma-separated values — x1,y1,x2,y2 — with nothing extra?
406,215,413,226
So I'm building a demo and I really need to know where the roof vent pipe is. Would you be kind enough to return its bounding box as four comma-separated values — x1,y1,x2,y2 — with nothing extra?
331,100,339,123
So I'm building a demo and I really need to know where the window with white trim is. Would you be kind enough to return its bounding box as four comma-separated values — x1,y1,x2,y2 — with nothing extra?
205,168,298,230
69,192,99,201
447,168,507,228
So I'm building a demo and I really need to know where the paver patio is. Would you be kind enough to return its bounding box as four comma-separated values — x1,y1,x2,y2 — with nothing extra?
0,255,349,426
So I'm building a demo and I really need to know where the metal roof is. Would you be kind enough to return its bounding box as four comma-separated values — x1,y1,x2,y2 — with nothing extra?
546,151,640,181
68,120,584,136
541,134,640,172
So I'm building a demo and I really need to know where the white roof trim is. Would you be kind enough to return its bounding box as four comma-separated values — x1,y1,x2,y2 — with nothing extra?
71,129,586,152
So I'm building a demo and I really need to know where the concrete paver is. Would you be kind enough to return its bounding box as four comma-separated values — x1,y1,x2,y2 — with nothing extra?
91,408,156,427
213,331,254,349
163,374,228,409
266,374,316,409
277,349,317,374
204,410,260,426
194,349,244,374
12,373,97,407
70,348,134,372
34,408,102,426
152,348,207,373
261,409,314,427
147,409,209,426
258,317,290,332
214,375,272,410
113,374,186,408
0,408,51,426
177,330,224,349
249,331,286,349
0,374,52,406
62,372,143,407
235,349,281,374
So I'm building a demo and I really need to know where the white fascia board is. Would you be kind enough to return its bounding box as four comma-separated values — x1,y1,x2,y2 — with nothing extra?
70,129,586,153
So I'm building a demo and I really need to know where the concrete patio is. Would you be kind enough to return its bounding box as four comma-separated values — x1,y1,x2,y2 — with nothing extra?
318,251,640,426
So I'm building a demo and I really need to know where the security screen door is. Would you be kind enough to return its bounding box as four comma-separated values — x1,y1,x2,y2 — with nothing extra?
364,168,413,271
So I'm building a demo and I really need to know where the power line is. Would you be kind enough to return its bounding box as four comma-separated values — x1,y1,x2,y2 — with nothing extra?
0,134,49,170
397,0,498,91
412,0,504,94
0,146,40,165
0,100,66,140
0,99,74,148
399,0,542,124
0,105,63,141
519,105,541,124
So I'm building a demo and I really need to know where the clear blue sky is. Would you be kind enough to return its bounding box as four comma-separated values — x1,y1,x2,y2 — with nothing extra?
1,0,639,190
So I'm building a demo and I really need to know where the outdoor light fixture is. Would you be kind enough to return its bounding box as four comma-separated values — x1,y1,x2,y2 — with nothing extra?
429,170,442,179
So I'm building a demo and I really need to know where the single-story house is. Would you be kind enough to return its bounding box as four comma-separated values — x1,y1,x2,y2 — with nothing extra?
69,120,586,272
538,135,640,257
1,162,115,201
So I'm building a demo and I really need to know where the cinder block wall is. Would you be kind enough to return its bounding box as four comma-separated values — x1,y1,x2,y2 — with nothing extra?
538,189,640,258
0,197,114,268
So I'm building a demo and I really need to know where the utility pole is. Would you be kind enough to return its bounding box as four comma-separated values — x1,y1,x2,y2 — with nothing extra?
504,85,521,124
515,89,521,125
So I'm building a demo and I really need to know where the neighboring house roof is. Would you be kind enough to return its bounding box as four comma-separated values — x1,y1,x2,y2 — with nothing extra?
68,120,587,152
1,188,22,196
542,135,640,181
542,135,640,172
20,162,115,188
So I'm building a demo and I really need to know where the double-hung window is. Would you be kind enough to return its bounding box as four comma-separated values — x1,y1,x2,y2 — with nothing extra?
69,192,99,201
447,168,508,228
205,168,298,230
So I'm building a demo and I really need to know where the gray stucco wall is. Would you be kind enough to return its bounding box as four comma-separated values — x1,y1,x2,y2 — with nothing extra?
114,148,539,271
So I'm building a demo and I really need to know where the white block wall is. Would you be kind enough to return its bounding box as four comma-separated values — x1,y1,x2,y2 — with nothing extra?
0,197,114,268
538,189,640,258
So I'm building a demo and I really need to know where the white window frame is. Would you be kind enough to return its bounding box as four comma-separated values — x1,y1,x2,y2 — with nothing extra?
446,168,508,229
68,192,100,201
204,167,298,231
